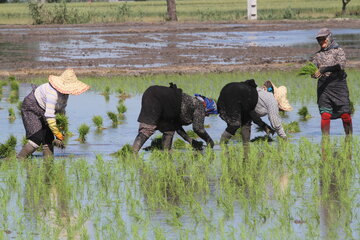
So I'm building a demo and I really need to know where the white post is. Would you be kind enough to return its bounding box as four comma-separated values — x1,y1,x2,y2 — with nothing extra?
247,0,257,20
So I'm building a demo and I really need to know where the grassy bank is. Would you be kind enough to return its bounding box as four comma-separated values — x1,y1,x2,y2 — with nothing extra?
0,0,359,24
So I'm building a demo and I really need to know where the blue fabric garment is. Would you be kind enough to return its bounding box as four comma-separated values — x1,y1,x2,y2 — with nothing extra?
194,94,218,115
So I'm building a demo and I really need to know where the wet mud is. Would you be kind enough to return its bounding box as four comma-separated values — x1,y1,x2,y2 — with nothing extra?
1,19,360,77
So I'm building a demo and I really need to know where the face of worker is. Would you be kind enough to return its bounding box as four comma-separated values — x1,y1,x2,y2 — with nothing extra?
317,37,328,49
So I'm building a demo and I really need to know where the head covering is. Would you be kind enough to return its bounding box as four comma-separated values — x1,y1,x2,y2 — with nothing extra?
267,81,293,112
49,69,90,95
194,94,218,115
316,28,339,51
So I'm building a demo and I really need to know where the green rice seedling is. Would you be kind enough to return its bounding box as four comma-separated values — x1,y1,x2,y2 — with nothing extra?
117,103,127,116
173,139,186,149
8,89,19,104
92,115,104,130
77,124,90,143
56,114,69,135
283,121,300,133
8,108,16,121
297,62,318,76
111,144,133,157
350,101,355,114
10,81,19,91
143,135,162,151
17,101,23,112
297,106,312,120
8,76,16,82
186,130,198,138
107,111,118,127
102,86,110,96
0,135,17,158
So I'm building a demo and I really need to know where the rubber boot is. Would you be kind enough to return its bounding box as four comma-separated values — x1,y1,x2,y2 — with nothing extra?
220,131,233,144
43,144,54,160
17,143,37,159
341,113,352,136
132,133,149,153
321,112,332,135
162,131,174,151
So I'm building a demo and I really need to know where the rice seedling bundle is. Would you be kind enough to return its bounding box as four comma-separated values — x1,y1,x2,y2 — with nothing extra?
78,124,90,143
92,115,103,129
297,106,312,120
107,111,118,127
56,114,69,135
8,108,16,120
297,62,318,76
0,135,17,158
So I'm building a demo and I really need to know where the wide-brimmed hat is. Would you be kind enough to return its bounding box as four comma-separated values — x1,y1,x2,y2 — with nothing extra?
268,81,293,112
49,69,90,95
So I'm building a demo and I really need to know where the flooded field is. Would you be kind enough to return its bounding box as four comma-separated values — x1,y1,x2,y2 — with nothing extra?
0,72,360,239
1,22,360,73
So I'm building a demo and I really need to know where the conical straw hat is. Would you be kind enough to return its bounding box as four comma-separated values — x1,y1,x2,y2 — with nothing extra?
49,69,90,95
269,81,293,112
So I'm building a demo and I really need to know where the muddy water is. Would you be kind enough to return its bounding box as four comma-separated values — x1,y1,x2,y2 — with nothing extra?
1,27,360,70
1,84,358,158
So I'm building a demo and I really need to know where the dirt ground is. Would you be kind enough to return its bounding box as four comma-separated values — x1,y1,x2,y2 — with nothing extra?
1,19,360,78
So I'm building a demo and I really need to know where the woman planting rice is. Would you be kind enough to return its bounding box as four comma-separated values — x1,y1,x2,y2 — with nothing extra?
311,28,352,136
218,79,292,144
132,83,218,152
17,69,90,159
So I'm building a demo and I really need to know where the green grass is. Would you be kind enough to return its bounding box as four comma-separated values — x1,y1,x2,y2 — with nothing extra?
0,0,360,24
26,69,360,105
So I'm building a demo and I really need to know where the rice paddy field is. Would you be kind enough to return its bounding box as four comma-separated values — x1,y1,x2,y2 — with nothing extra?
0,70,360,239
0,0,360,24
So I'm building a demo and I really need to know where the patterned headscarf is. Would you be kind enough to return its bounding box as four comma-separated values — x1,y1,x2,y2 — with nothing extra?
194,94,218,115
316,28,339,51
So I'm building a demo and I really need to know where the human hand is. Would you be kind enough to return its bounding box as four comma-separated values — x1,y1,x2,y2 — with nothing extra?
191,139,204,151
264,124,275,135
312,70,322,79
53,139,65,149
55,132,64,141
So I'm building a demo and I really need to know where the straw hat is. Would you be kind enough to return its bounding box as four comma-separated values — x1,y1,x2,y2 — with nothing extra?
269,81,293,112
49,69,90,95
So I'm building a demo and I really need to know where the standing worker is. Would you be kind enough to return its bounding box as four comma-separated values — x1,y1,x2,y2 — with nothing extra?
17,69,90,159
311,28,352,136
218,79,292,144
132,83,218,152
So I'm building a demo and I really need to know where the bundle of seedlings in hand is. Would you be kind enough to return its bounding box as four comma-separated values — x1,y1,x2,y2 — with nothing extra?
297,106,312,120
8,108,16,122
92,115,104,130
0,135,17,158
283,121,300,133
56,114,70,135
78,124,90,143
107,111,118,127
297,62,318,76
